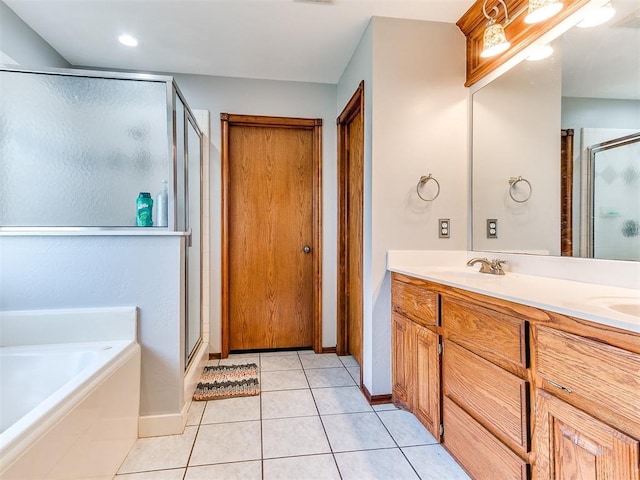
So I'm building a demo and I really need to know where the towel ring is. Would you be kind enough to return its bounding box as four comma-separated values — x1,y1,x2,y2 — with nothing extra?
508,176,532,203
416,174,440,202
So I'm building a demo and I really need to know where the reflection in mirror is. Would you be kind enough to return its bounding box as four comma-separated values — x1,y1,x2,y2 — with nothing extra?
471,0,640,260
587,132,640,260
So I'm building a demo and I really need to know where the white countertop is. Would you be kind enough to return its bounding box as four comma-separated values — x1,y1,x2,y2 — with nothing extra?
389,265,640,334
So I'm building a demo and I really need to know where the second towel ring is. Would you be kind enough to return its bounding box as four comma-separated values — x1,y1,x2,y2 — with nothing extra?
508,176,532,203
416,174,440,202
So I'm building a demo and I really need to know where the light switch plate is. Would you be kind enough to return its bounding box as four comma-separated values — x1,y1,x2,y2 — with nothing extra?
439,218,450,238
487,219,498,238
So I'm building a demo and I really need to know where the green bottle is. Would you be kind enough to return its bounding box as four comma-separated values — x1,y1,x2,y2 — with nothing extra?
136,192,154,227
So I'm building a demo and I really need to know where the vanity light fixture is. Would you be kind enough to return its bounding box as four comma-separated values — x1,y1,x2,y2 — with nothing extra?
525,0,564,24
576,2,616,27
526,44,554,60
480,0,511,58
118,34,138,47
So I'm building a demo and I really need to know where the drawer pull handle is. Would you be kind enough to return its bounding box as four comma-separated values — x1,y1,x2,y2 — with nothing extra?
547,379,573,394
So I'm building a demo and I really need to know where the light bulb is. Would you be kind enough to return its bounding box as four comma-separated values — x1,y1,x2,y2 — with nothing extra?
118,34,138,47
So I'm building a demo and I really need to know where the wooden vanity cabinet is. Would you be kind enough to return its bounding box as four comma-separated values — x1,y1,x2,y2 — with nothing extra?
391,274,442,440
391,272,640,480
535,389,639,480
533,326,640,480
441,296,531,480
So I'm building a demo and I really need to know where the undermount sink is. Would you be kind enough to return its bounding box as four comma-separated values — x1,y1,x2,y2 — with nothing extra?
587,297,640,318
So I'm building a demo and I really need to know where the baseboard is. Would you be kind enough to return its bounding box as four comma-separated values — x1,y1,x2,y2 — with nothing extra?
209,352,221,360
361,384,393,405
138,407,188,438
139,343,208,438
322,346,337,354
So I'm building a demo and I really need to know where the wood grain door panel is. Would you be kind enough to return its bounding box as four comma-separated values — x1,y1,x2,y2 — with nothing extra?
337,82,364,370
346,108,363,367
443,396,529,480
444,340,529,451
534,389,639,480
414,322,441,440
391,312,413,409
223,115,321,352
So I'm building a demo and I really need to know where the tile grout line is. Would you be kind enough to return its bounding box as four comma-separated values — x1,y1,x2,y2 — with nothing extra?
299,351,344,480
372,407,425,480
182,401,204,479
259,357,265,480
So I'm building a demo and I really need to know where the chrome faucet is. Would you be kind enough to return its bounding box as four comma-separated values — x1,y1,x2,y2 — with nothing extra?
466,257,507,275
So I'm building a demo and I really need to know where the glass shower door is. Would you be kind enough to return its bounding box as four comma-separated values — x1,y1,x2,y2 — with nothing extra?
185,113,202,364
588,132,640,261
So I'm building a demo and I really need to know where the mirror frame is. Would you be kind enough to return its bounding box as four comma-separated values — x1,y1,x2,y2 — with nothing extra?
457,0,605,86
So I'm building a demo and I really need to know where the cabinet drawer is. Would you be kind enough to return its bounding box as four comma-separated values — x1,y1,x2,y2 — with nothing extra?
444,341,529,451
443,297,527,369
392,279,438,327
443,396,528,480
536,326,640,425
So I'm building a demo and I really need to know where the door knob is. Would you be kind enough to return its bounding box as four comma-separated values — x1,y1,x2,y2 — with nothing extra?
302,245,311,254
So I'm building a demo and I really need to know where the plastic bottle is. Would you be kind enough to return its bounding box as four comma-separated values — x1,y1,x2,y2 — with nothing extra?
156,180,168,227
136,192,154,227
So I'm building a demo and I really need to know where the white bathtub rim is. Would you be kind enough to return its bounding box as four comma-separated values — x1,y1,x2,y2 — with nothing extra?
0,306,138,347
0,341,140,472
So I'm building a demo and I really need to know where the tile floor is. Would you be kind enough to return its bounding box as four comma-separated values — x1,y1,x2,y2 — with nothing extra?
115,351,470,480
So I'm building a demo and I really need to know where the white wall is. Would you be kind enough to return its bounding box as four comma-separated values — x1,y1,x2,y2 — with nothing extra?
473,55,562,255
338,18,468,396
0,1,69,68
171,74,338,351
0,235,184,417
370,18,467,394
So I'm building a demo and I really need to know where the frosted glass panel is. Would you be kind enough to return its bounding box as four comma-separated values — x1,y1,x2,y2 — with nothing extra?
186,117,202,359
593,139,640,261
0,71,169,226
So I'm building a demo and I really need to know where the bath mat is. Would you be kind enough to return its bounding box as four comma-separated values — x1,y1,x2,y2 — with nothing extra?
193,363,260,401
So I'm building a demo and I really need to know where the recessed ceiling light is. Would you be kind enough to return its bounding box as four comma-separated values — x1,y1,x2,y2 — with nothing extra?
526,44,554,61
118,34,138,47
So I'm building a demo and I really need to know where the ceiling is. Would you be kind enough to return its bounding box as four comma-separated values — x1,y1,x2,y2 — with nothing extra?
561,0,640,100
4,0,475,84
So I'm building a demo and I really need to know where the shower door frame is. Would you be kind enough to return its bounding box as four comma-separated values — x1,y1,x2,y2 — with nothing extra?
586,131,640,258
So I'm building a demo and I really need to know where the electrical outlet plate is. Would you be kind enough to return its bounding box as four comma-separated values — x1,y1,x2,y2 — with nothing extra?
439,218,450,238
487,219,498,238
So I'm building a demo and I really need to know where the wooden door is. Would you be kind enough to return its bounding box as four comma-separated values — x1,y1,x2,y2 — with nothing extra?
391,312,413,409
337,82,364,370
413,323,441,440
560,129,574,256
221,114,322,353
534,389,639,480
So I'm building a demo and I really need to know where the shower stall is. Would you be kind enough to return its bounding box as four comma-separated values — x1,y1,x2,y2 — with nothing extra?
583,130,640,262
0,66,204,390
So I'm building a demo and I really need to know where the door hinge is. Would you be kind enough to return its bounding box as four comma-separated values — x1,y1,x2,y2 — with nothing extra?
438,341,443,355
439,424,444,437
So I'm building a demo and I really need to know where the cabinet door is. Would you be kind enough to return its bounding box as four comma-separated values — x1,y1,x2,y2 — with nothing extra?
535,389,639,480
413,322,441,440
444,340,529,451
391,313,413,408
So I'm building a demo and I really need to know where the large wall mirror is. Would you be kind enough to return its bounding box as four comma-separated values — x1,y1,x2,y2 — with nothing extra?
471,0,639,261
